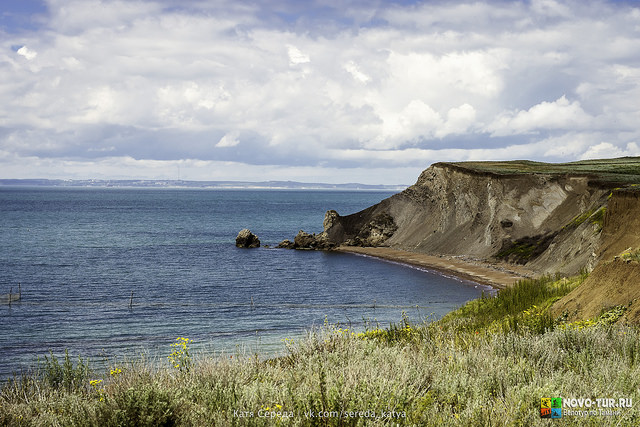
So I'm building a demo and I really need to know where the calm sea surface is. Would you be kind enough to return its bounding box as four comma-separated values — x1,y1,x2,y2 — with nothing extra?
0,187,487,378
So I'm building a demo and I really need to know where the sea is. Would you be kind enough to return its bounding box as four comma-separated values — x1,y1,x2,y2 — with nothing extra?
0,187,489,379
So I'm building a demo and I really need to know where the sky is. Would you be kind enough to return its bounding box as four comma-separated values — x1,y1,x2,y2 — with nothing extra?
1,0,640,185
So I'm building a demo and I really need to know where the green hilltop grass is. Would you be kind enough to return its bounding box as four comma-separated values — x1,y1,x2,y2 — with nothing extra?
2,274,640,426
447,156,640,184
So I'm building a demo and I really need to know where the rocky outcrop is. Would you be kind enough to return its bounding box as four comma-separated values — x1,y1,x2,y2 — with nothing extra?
293,230,317,248
278,230,335,250
279,209,398,251
279,210,347,250
276,239,295,249
236,229,260,248
343,213,398,247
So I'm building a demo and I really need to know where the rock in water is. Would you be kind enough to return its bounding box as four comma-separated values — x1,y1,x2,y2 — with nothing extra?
277,239,295,249
291,229,335,250
293,230,316,249
236,229,260,248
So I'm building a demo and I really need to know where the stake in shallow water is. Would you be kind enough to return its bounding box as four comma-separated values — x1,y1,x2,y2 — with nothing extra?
2,283,21,305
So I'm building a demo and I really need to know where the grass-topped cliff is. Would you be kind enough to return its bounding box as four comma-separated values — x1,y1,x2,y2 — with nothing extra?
322,157,640,277
447,157,640,184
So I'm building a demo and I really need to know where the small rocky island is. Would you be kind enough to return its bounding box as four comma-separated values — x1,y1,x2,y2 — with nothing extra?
276,209,398,250
235,229,260,248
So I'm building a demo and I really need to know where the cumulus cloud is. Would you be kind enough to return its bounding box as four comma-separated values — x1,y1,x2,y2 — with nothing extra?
488,96,593,136
216,131,241,148
1,0,640,184
580,142,640,160
16,46,38,60
344,60,370,83
287,45,310,65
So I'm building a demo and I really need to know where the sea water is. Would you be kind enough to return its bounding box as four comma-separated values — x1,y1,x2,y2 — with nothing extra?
0,187,487,379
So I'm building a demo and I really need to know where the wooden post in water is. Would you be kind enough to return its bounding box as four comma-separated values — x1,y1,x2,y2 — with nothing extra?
8,287,11,307
250,296,254,309
18,283,21,299
129,291,134,310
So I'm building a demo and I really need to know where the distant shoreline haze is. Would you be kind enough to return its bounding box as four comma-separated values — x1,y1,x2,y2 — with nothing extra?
0,179,407,191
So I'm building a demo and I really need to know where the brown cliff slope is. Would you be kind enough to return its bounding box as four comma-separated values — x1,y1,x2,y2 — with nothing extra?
548,188,640,322
598,188,640,261
550,259,640,324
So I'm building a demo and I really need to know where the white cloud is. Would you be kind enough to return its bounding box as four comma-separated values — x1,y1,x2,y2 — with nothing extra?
441,103,477,136
287,45,310,65
580,142,640,160
17,46,37,60
344,60,370,83
216,131,241,148
488,96,592,136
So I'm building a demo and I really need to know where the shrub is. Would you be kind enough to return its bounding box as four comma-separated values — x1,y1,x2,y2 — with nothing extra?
39,349,91,392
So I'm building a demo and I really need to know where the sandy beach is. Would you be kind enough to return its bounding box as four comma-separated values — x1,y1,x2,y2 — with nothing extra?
336,246,536,289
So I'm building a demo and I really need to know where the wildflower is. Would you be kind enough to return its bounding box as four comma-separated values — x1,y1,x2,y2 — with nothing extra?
168,337,193,373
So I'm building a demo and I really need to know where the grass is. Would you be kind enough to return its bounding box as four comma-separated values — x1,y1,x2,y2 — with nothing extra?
2,274,639,426
562,206,607,232
447,157,640,184
617,248,640,263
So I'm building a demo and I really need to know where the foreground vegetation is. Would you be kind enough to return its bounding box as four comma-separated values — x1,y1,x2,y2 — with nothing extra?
2,274,640,426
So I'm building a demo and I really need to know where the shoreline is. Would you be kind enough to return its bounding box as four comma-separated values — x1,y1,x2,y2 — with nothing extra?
336,246,535,289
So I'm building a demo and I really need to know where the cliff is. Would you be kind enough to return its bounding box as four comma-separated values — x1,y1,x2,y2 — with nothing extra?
322,158,640,277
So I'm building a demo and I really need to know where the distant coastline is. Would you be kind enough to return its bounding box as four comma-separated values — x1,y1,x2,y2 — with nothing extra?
0,179,407,191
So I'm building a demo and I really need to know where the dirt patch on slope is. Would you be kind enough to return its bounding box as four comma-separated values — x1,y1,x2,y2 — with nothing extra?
550,259,640,324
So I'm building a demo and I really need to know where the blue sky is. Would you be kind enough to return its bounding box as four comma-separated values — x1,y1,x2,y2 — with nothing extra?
2,0,640,184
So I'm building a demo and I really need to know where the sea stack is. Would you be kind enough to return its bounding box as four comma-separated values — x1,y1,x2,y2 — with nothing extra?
236,229,260,248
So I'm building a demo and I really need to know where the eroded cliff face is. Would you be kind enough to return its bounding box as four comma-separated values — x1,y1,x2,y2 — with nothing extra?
325,162,618,276
598,188,640,261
